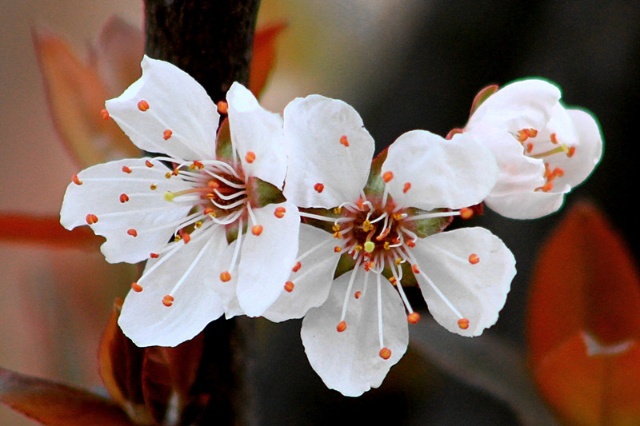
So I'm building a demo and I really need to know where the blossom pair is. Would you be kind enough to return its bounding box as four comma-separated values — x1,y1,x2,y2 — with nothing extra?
60,56,602,396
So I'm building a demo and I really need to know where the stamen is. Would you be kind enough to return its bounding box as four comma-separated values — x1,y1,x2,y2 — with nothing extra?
379,347,392,360
252,225,263,236
131,282,143,292
274,206,286,218
339,259,362,324
145,160,154,168
382,171,393,183
85,214,98,225
122,166,132,174
245,151,256,163
336,320,347,332
468,253,480,264
72,174,82,185
458,318,470,330
284,281,294,292
137,100,150,111
162,295,174,307
292,262,302,272
340,135,350,147
376,273,385,350
119,193,130,203
403,182,411,193
127,228,138,237
217,100,228,114
163,129,173,140
220,271,231,282
314,183,325,193
100,109,109,120
460,207,474,219
408,312,421,324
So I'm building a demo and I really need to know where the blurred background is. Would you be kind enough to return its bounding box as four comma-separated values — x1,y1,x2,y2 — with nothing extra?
1,1,636,425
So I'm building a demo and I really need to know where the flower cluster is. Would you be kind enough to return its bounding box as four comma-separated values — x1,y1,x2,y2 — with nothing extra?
60,57,603,396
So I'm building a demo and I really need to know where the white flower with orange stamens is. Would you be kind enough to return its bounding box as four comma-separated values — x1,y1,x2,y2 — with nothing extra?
263,94,516,396
462,78,603,219
60,56,299,347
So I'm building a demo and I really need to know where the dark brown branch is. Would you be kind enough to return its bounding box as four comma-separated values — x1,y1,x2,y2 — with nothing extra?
142,1,261,425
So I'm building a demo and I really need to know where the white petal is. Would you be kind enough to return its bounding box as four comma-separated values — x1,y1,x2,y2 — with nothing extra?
227,82,286,189
118,224,227,347
236,202,300,317
469,124,545,197
553,108,603,187
467,79,561,133
60,158,192,263
263,224,340,322
382,130,498,210
485,190,565,219
301,271,408,397
413,227,515,337
283,95,374,208
105,55,218,161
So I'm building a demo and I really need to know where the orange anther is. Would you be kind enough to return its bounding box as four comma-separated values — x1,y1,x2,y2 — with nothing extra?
131,282,143,292
528,128,538,138
251,225,263,236
150,253,159,259
408,312,421,324
284,281,294,292
163,129,173,140
150,183,158,190
468,253,480,264
220,271,231,282
85,214,98,225
526,142,534,153
119,193,130,203
72,174,83,185
403,182,411,193
411,264,420,274
460,207,474,220
245,151,256,163
292,262,302,272
203,207,215,216
274,206,286,218
567,146,576,157
314,183,324,193
137,100,150,111
407,240,416,248
180,232,191,244
458,318,470,330
217,100,228,114
122,165,132,174
354,291,362,299
550,133,558,144
145,160,154,168
127,228,138,237
336,321,347,332
191,160,204,170
334,246,342,253
382,171,394,183
162,295,174,307
538,182,553,192
379,347,392,360
339,135,350,147
100,108,110,120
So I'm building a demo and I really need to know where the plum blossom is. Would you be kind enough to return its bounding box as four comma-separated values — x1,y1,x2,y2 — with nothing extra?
60,56,299,347
263,95,516,396
462,79,603,219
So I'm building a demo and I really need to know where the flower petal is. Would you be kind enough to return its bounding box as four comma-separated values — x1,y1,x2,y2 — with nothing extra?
467,79,561,133
60,158,192,263
413,227,515,337
283,94,374,208
485,190,565,220
301,271,408,397
227,82,286,188
118,224,227,347
236,201,300,316
382,130,498,210
105,55,218,161
263,224,340,322
554,108,603,187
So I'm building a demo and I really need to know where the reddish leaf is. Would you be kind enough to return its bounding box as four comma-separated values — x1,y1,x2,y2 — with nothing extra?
32,25,140,168
527,200,640,425
98,299,153,425
0,367,132,425
0,213,99,248
249,22,287,97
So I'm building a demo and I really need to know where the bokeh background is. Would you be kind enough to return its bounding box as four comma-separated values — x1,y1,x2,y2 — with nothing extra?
1,1,636,425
